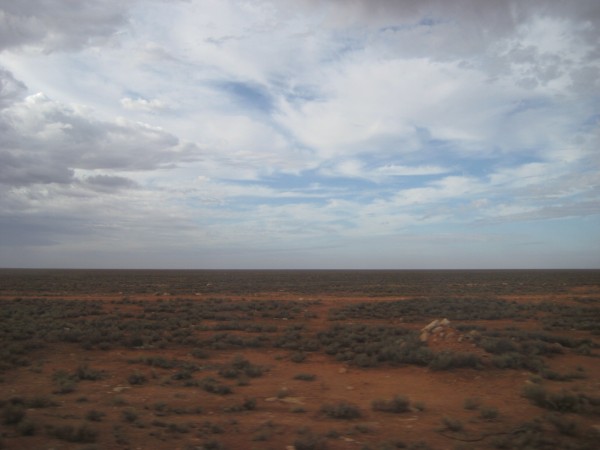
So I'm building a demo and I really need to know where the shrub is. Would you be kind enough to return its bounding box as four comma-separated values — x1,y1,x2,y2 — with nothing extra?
85,410,105,422
75,364,104,381
122,408,139,423
200,377,232,395
479,407,499,420
429,352,482,370
52,370,77,394
294,373,316,381
372,395,411,413
218,356,265,379
243,397,257,410
441,416,463,432
521,384,600,413
17,420,36,436
480,338,518,354
463,397,481,410
26,396,57,408
320,402,362,420
201,439,224,449
128,371,148,385
47,424,98,443
545,413,579,436
491,352,544,371
2,404,25,425
294,429,327,450
191,348,209,359
291,352,307,363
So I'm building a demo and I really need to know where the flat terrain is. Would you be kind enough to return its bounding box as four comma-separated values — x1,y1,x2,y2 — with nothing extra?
0,270,599,450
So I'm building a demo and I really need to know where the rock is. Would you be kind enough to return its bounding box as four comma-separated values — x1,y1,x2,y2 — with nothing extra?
113,386,130,392
422,319,440,333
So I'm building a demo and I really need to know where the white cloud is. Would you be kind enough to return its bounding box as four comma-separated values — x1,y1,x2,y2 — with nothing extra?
0,0,598,268
120,97,170,112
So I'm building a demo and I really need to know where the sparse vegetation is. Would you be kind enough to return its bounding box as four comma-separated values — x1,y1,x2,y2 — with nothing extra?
521,384,600,414
47,423,98,443
0,269,597,449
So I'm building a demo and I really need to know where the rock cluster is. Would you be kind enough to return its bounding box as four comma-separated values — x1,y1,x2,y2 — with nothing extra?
420,318,452,342
419,318,481,345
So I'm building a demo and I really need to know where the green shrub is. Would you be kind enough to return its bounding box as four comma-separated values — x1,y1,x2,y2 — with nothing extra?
128,371,148,385
545,413,579,436
320,402,362,420
85,410,105,422
372,395,411,413
429,352,481,370
2,404,25,425
479,407,499,420
75,364,104,381
52,370,77,394
521,384,600,413
294,429,327,450
218,356,265,379
47,423,98,443
291,352,307,363
200,377,232,395
26,396,57,408
122,408,139,423
294,373,316,381
201,439,224,449
480,338,518,354
17,419,36,436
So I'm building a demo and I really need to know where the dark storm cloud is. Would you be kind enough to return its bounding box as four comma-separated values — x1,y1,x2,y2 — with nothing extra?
0,0,133,52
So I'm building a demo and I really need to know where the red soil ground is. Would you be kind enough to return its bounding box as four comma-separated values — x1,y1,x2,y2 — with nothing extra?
1,288,599,450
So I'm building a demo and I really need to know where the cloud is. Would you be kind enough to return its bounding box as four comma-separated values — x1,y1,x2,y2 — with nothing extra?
0,0,598,268
120,97,170,112
0,90,199,187
0,67,26,108
0,0,134,52
84,174,138,191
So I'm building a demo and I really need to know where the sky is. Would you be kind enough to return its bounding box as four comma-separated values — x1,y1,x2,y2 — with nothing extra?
0,0,599,269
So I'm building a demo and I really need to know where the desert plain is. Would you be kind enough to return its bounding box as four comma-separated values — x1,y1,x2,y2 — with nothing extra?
0,269,599,450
